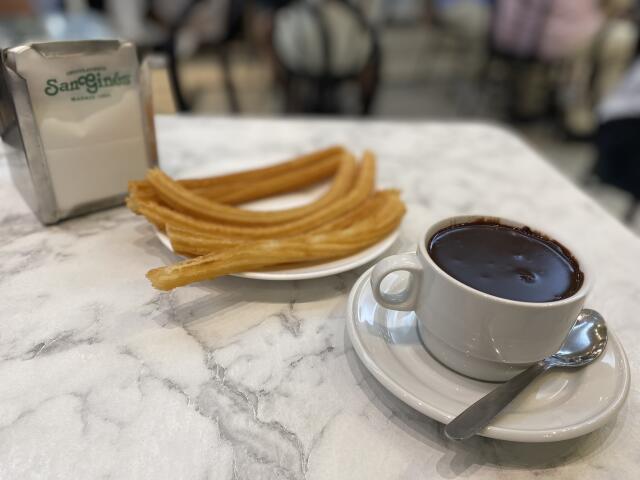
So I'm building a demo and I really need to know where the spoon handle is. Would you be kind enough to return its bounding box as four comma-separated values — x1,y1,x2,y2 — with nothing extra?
444,361,551,441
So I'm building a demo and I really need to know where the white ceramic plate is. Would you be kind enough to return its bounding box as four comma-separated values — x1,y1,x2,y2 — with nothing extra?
346,267,630,443
153,173,399,280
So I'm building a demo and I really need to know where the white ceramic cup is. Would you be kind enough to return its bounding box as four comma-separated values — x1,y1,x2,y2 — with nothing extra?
371,215,590,382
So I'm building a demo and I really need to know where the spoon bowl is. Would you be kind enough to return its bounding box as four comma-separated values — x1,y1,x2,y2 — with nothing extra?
550,309,608,368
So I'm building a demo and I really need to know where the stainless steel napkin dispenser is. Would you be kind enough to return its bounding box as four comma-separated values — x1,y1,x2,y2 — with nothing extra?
0,39,157,224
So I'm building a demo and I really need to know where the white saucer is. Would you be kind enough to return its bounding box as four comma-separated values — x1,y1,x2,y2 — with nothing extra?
346,267,630,443
153,167,398,280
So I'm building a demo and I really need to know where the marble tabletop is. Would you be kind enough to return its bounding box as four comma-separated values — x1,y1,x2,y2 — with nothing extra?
1,116,639,480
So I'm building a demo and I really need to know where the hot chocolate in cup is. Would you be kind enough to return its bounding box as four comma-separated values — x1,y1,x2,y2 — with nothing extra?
370,215,591,382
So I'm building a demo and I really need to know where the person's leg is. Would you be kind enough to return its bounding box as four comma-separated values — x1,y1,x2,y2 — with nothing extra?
437,0,491,73
562,42,596,137
595,117,640,221
512,61,552,120
438,1,491,41
595,20,638,99
563,20,637,137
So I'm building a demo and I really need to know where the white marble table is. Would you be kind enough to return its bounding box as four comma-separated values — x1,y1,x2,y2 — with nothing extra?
1,116,639,479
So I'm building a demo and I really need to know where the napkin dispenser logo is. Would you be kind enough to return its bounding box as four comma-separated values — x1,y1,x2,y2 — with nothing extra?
44,69,132,98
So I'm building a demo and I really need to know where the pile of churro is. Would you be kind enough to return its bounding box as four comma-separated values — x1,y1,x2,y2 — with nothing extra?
127,146,406,290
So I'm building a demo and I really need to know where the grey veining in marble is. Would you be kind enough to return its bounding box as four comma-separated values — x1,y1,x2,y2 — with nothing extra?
1,116,639,479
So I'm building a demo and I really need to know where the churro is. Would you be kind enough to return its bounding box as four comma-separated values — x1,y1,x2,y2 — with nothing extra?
144,152,373,228
147,194,406,290
127,151,351,215
166,190,401,256
174,145,344,189
127,146,406,290
130,145,344,198
195,153,341,204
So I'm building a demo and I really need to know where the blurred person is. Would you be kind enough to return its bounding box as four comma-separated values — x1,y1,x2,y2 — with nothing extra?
593,58,640,221
492,0,637,136
0,0,62,15
432,0,491,42
562,0,638,137
105,0,232,52
102,0,243,111
0,0,33,15
493,0,602,60
428,0,492,77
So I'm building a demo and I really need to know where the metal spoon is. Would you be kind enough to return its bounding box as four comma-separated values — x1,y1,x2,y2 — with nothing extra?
444,309,608,441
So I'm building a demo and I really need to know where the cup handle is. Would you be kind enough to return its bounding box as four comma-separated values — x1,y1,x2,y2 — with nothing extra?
371,253,423,311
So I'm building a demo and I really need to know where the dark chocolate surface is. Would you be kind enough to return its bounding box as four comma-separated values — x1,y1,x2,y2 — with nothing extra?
428,222,583,302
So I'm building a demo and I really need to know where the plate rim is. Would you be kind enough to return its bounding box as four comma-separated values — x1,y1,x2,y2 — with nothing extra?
346,266,631,443
154,228,400,281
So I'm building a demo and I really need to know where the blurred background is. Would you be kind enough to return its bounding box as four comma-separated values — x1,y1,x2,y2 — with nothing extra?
2,0,640,234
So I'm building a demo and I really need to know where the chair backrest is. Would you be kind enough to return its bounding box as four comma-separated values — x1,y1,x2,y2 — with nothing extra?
165,0,244,45
272,0,377,80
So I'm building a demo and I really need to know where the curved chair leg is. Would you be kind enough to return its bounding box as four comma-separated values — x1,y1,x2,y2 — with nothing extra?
360,49,380,115
218,46,240,113
166,40,191,112
624,200,638,224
